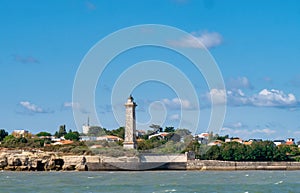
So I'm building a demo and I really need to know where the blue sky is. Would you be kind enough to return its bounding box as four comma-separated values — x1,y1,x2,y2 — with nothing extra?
1,0,300,140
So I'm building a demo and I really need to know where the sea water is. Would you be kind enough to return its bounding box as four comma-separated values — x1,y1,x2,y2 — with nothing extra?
0,170,299,193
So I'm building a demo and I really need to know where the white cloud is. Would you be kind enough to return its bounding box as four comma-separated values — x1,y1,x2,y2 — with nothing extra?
169,31,223,49
224,122,246,129
162,98,195,110
19,101,49,113
227,89,249,106
207,89,227,105
250,89,297,107
206,88,298,108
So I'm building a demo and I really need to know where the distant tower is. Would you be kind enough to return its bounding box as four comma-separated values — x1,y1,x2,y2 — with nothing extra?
82,117,90,134
123,95,137,149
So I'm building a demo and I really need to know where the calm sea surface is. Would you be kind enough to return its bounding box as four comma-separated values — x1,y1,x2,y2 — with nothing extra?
1,170,299,193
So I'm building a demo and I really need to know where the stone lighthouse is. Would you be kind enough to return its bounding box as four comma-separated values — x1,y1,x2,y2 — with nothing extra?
123,95,137,149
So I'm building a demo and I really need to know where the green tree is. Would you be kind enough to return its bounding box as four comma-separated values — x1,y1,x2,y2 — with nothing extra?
108,127,125,139
55,125,67,138
36,131,51,137
251,141,277,161
150,124,162,132
274,145,290,161
3,135,15,143
184,140,201,153
0,129,8,141
137,140,151,150
216,134,229,142
221,142,235,161
19,137,27,143
205,145,221,160
164,126,175,133
64,131,80,141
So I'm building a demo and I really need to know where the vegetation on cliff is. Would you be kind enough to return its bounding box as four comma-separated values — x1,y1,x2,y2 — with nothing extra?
0,129,8,141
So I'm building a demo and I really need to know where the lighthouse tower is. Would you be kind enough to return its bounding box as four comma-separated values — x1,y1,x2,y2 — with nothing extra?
123,95,137,149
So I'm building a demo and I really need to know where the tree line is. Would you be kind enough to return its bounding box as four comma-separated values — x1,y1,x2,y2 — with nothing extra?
189,141,300,161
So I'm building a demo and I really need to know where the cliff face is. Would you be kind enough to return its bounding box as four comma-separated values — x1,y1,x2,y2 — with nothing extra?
0,150,188,171
0,150,87,171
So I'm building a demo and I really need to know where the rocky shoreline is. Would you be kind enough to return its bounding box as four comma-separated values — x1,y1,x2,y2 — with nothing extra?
0,149,187,171
0,150,85,171
2,149,300,171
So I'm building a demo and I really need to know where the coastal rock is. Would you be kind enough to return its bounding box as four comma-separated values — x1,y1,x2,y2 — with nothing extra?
0,156,8,169
15,166,29,171
62,156,85,171
13,158,22,166
45,159,56,171
45,158,64,171
4,166,16,171
63,164,75,171
75,164,87,171
75,157,87,171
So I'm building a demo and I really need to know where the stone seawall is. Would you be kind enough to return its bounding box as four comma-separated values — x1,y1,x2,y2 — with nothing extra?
187,160,300,170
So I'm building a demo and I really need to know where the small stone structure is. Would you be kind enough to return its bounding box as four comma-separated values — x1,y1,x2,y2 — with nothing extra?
123,95,137,149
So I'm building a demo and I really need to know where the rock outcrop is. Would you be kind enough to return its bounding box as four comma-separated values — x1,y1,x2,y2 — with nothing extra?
0,150,74,171
0,150,188,171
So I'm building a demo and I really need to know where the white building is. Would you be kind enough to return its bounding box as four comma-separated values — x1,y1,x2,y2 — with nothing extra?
82,125,90,134
273,140,285,146
82,117,91,134
12,130,29,137
195,133,209,144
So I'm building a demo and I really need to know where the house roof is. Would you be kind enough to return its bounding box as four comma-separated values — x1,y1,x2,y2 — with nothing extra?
232,138,243,143
197,133,209,137
243,141,252,145
208,140,223,146
148,132,170,139
273,140,285,142
51,140,74,145
105,135,122,139
286,141,295,145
